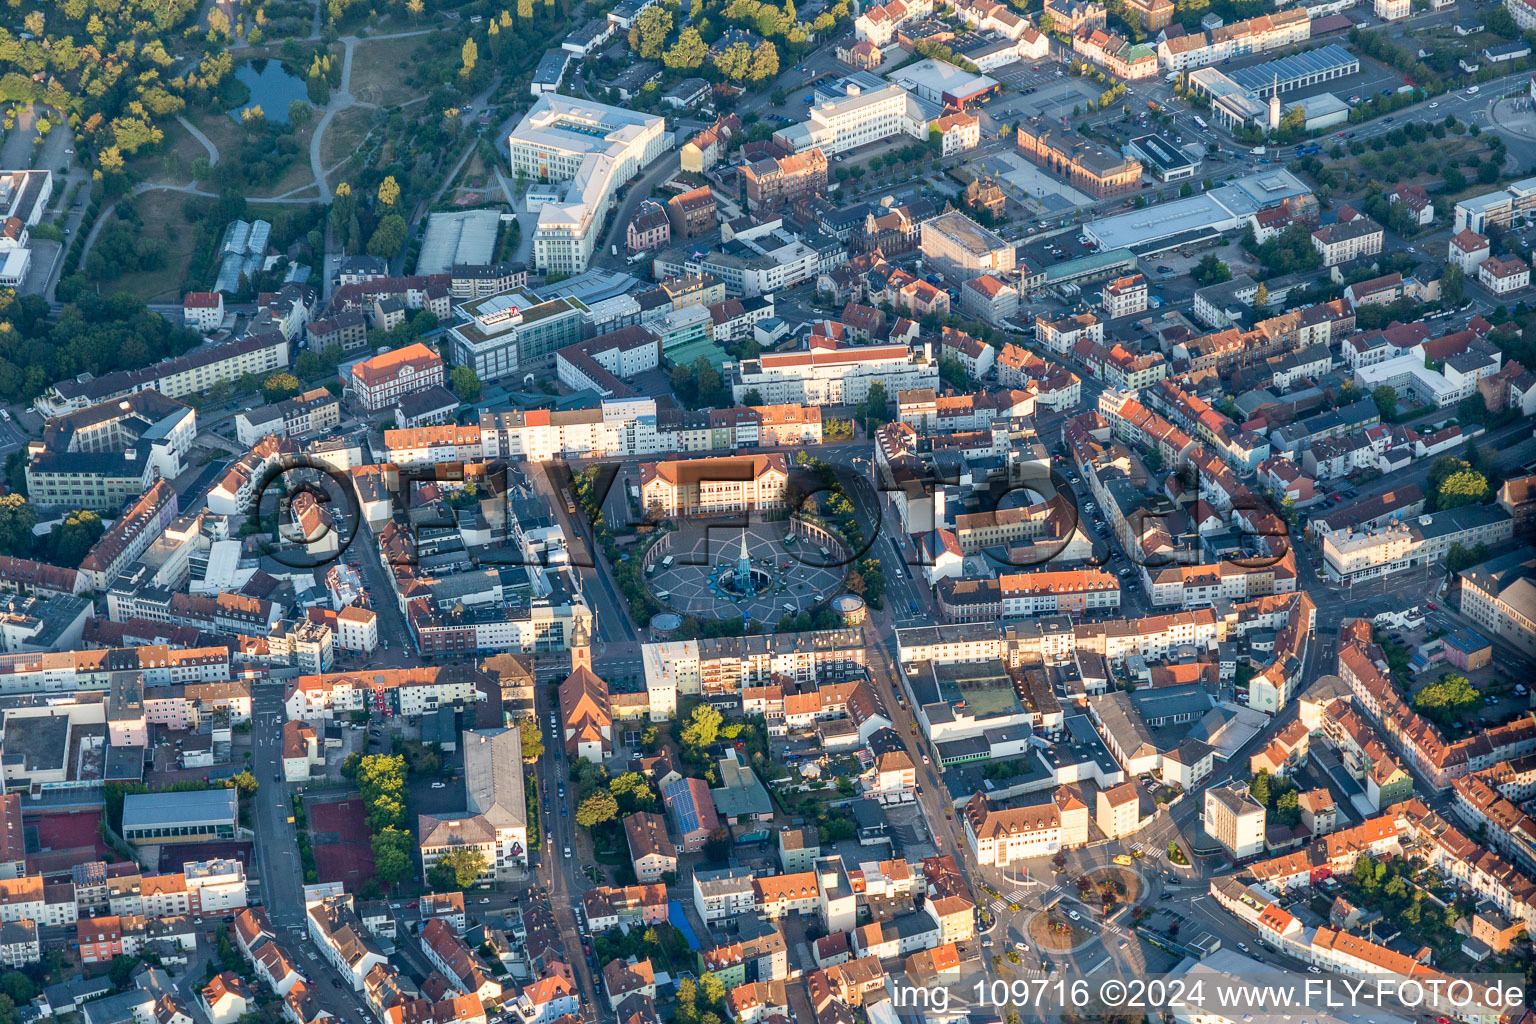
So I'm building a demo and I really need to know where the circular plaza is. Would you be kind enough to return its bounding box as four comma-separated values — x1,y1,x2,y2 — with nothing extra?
642,518,848,623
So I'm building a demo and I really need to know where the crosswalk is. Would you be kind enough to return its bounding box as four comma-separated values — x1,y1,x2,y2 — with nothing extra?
988,887,1038,913
1129,841,1158,856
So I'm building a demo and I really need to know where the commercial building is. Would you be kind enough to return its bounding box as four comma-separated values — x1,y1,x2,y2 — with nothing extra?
887,58,1000,106
122,790,239,846
1127,134,1197,182
25,392,196,511
1084,169,1313,255
919,211,1016,281
444,290,592,382
1015,120,1141,199
508,95,670,275
1453,174,1536,233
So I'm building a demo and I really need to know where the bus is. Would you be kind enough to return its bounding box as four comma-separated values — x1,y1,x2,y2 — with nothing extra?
645,563,657,577
818,547,830,560
1192,116,1208,131
660,555,674,571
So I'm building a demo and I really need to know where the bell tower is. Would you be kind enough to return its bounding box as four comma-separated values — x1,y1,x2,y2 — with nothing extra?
570,618,592,673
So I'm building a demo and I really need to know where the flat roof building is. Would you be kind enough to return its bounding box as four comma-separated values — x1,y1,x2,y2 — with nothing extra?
508,95,669,276
122,789,238,845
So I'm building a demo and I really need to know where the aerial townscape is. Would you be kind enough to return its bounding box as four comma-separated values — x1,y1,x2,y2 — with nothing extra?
15,0,1536,1024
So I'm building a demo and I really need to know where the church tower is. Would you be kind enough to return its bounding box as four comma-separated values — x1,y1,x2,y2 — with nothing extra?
570,618,592,674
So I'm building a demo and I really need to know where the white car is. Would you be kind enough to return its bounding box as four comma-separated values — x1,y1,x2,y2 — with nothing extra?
564,846,572,858
1068,910,1081,921
431,782,446,789
1014,941,1030,952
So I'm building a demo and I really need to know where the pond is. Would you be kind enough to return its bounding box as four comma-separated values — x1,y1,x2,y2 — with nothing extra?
228,60,308,125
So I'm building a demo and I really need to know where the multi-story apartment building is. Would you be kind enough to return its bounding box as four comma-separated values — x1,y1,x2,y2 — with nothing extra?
667,187,719,239
1155,8,1310,70
183,292,225,333
1016,120,1142,198
80,480,179,590
741,150,829,212
1453,174,1536,232
640,454,789,518
1203,783,1265,859
234,388,341,447
643,629,867,717
1322,505,1513,584
508,95,669,275
1480,255,1530,295
1458,548,1536,656
1101,274,1148,319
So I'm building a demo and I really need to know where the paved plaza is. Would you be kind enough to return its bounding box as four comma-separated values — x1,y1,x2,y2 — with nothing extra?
647,519,847,623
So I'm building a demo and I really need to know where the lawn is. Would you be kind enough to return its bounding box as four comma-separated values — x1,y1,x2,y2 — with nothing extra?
97,190,201,303
321,106,375,174
123,119,209,186
350,33,447,108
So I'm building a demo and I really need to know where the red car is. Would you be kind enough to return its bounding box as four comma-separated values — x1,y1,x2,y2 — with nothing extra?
1426,602,1437,611
407,901,418,908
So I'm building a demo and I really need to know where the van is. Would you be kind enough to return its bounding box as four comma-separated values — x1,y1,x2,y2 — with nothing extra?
564,847,572,858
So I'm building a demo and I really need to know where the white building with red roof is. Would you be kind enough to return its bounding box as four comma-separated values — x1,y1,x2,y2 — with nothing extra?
183,292,225,333
1449,228,1491,273
347,342,446,412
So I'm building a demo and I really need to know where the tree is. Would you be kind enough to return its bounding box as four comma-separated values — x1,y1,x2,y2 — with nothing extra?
372,826,414,885
1437,468,1490,510
228,770,259,796
748,42,780,83
742,388,763,406
460,38,479,78
1190,253,1232,286
1249,769,1271,808
428,847,489,890
699,973,727,1009
0,494,37,557
1252,282,1269,316
377,175,401,209
518,717,545,762
262,373,302,402
1412,673,1481,727
630,6,674,59
367,214,408,258
1440,264,1465,307
1371,385,1398,421
450,365,482,402
289,100,314,126
665,27,709,69
714,41,754,81
576,790,619,827
681,703,722,749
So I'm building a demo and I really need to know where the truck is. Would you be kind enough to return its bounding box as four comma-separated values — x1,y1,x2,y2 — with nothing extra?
1250,146,1266,155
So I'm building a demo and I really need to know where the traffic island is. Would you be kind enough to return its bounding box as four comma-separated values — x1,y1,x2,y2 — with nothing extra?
1027,907,1095,952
